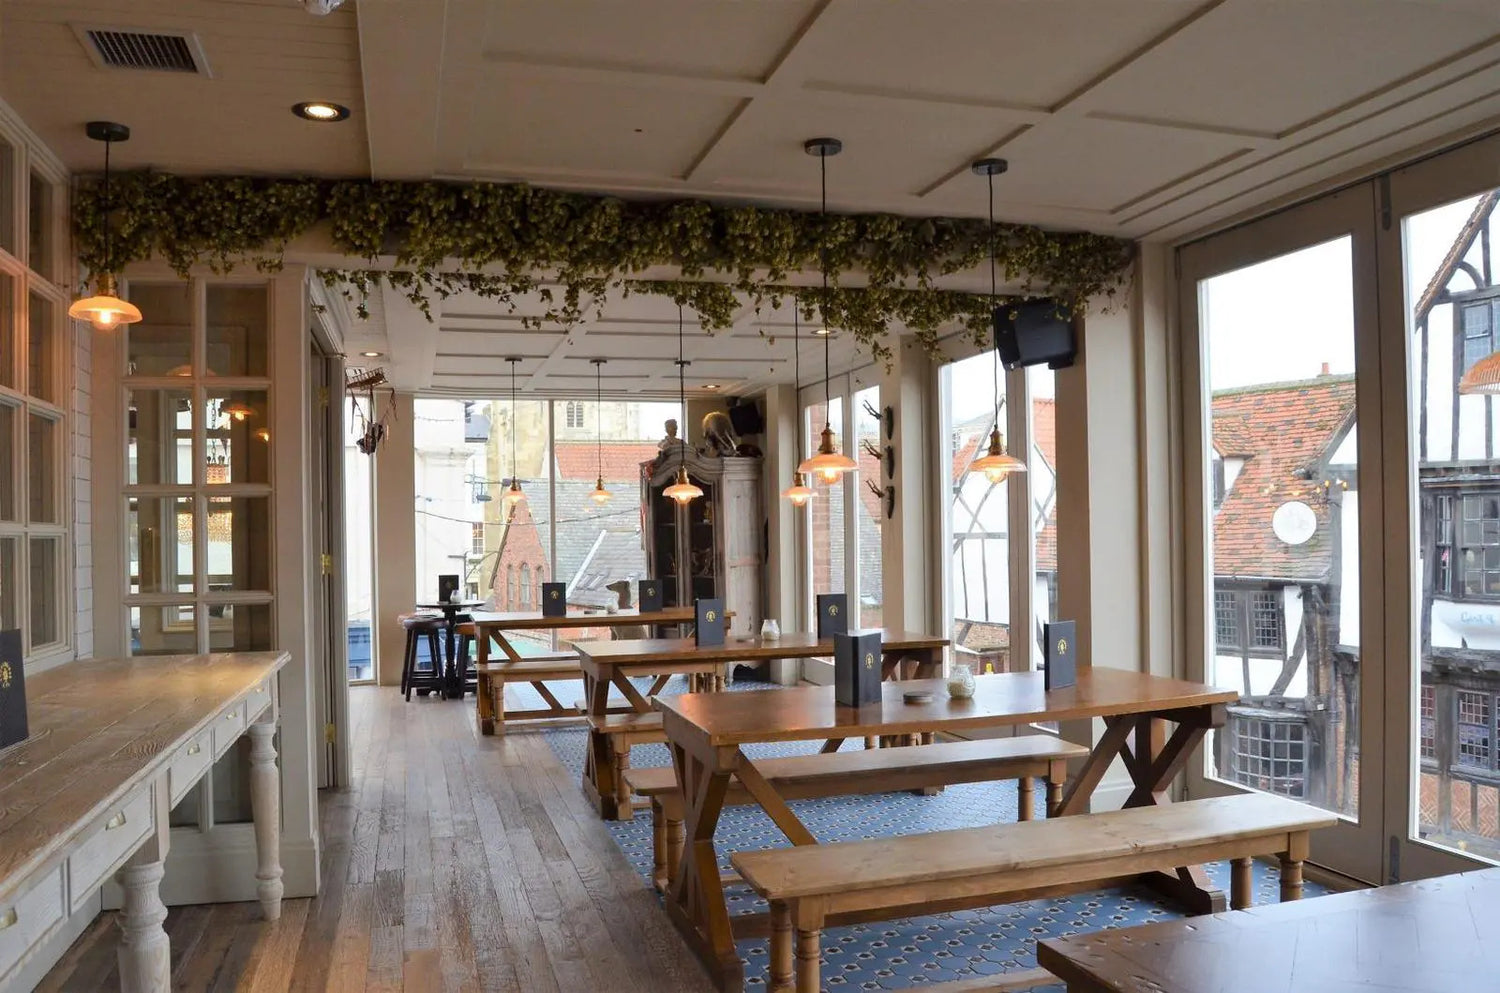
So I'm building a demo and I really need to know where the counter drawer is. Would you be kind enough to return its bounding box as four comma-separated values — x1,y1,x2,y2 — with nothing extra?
246,679,274,722
0,866,65,983
67,789,154,912
168,728,214,805
213,700,249,758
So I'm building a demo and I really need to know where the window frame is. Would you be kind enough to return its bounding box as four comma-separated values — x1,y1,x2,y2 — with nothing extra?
1454,287,1500,375
0,116,71,664
1214,584,1286,661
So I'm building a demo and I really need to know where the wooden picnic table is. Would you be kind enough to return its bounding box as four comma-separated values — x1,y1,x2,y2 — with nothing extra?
471,606,701,733
1038,866,1500,993
654,667,1238,992
573,630,948,819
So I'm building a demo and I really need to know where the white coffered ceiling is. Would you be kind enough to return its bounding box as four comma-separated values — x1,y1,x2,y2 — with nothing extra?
5,0,1500,396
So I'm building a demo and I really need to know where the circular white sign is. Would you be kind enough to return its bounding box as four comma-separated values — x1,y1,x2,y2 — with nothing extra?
1271,500,1317,546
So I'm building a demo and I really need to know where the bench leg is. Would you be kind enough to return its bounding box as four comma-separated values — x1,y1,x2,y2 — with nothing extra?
614,739,634,822
664,795,685,892
794,927,821,993
478,674,495,735
650,797,669,893
769,901,793,993
1230,856,1253,910
1279,856,1304,901
1046,759,1067,818
1017,776,1035,821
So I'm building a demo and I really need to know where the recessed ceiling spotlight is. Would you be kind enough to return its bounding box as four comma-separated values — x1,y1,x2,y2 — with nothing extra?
360,350,383,357
811,326,833,336
293,101,350,122
703,384,722,391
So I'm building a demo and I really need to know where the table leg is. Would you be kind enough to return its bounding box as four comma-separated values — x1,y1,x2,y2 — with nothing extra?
582,664,622,819
116,860,170,993
665,742,742,991
248,721,284,921
443,611,462,698
476,627,495,735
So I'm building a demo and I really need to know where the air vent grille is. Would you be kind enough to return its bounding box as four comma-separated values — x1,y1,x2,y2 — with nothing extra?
86,29,201,72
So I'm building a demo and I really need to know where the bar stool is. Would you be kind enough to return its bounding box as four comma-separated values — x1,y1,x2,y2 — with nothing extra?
400,613,446,701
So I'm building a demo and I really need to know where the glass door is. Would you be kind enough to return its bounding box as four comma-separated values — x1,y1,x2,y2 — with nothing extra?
1180,185,1385,883
1382,131,1500,882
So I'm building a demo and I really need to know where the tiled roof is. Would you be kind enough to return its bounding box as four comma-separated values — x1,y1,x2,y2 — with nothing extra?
1211,375,1355,582
553,442,659,482
1415,191,1498,323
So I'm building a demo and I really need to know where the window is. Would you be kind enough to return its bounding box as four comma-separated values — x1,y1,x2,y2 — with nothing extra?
506,564,515,607
520,564,531,607
1420,683,1436,761
0,139,68,661
1214,587,1285,658
1458,493,1500,597
1214,590,1241,649
853,386,883,628
1250,591,1283,650
1457,690,1492,770
471,522,485,557
1228,716,1307,798
565,401,584,428
1434,494,1455,595
805,397,847,616
1457,295,1500,373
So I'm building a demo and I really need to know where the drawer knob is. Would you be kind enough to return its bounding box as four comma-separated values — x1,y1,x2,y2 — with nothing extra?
105,811,128,831
226,713,237,721
188,743,202,756
0,907,16,930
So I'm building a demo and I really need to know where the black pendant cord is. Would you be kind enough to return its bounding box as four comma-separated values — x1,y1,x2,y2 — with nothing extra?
103,137,112,274
595,360,603,479
510,360,518,485
819,149,833,428
678,305,688,463
793,303,803,463
988,168,1000,433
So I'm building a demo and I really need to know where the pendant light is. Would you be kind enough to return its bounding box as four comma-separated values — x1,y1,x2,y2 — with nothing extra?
968,158,1027,484
502,356,526,513
797,137,857,485
589,358,613,504
781,300,814,506
69,122,143,331
663,305,704,505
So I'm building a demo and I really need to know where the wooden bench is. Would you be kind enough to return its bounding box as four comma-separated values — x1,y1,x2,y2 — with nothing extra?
731,792,1336,993
475,653,584,732
625,735,1089,893
587,712,668,821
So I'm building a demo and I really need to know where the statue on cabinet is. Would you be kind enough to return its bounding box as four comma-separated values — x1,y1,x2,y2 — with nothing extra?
701,411,740,457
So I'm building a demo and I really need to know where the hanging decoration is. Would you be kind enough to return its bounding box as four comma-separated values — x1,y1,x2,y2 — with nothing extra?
68,122,143,331
968,158,1027,484
797,137,858,485
663,305,704,505
781,301,814,507
589,358,613,505
502,357,527,514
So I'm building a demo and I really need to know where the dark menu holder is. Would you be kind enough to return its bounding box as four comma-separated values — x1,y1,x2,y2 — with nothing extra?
437,573,460,603
0,630,28,751
638,579,664,615
834,629,883,707
1043,619,1078,691
816,593,848,639
541,582,567,617
695,598,726,647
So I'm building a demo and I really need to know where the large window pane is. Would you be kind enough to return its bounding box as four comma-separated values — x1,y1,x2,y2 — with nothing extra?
27,412,58,524
806,399,846,611
128,495,195,594
1030,365,1058,666
853,387,883,628
207,496,272,592
0,273,15,391
126,283,193,377
0,537,16,630
27,173,52,280
1404,188,1500,864
0,402,15,521
1199,236,1359,818
206,285,268,378
27,291,55,404
345,396,375,681
209,602,273,652
28,536,59,648
128,389,194,486
206,390,270,485
131,604,196,656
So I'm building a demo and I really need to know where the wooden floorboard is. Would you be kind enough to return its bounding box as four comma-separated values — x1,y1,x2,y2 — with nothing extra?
38,685,717,992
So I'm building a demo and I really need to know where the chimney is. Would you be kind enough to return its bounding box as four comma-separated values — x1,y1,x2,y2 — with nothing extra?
1318,362,1330,377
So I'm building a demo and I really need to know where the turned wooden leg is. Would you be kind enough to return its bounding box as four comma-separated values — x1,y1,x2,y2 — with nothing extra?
794,927,821,993
1279,855,1304,901
1230,856,1253,909
116,861,170,993
1046,760,1066,817
248,722,284,921
650,797,669,894
769,901,794,993
664,795,685,892
1017,776,1036,822
478,673,495,735
614,739,634,822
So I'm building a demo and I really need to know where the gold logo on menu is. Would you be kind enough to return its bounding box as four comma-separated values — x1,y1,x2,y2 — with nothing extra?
829,603,839,616
864,652,875,670
550,589,560,600
1057,638,1068,655
706,610,718,622
0,662,9,689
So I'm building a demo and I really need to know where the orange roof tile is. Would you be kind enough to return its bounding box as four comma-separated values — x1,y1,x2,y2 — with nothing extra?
554,442,660,482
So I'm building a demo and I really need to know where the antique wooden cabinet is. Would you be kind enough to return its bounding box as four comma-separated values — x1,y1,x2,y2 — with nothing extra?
641,450,762,637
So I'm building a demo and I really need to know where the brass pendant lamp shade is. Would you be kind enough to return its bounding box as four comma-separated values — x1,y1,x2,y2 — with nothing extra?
968,157,1026,483
502,357,527,513
781,301,814,506
69,122,143,331
663,305,704,505
797,137,856,485
589,358,613,505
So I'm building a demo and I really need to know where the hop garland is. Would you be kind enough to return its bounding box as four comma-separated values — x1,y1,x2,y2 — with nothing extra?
74,173,1133,363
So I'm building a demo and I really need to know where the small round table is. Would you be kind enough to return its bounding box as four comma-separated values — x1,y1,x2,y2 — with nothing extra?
415,600,486,698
